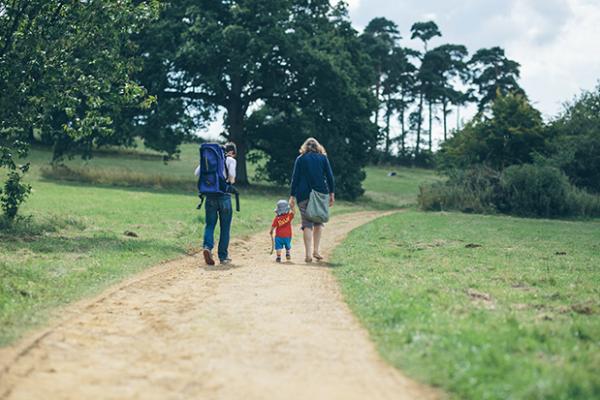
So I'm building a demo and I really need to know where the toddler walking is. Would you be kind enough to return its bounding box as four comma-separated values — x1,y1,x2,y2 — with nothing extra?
270,200,295,263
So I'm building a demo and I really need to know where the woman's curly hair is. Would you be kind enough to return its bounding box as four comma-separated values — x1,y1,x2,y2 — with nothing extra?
299,137,327,155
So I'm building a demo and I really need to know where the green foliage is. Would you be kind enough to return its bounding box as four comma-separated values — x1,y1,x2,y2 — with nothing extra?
333,211,600,400
0,137,31,220
131,0,349,184
410,21,442,46
418,166,500,214
1,169,32,221
248,9,378,200
469,47,524,111
439,93,547,170
0,0,158,215
419,164,600,218
500,164,572,217
544,83,600,193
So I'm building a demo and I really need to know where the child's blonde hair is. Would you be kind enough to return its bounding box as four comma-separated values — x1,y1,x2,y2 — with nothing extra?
299,137,327,155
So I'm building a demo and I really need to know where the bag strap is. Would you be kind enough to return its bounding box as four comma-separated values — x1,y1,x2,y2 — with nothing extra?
196,194,205,210
224,155,230,182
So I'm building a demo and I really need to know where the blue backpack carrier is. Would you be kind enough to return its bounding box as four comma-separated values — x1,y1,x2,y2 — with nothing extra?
197,143,240,211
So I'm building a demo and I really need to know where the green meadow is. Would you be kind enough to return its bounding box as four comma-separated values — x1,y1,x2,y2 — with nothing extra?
333,199,600,398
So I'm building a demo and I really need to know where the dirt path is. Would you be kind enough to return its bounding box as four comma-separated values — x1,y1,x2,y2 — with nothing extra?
0,211,438,400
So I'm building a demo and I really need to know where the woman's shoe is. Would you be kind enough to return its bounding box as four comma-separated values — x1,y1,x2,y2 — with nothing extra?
313,253,324,261
305,256,313,263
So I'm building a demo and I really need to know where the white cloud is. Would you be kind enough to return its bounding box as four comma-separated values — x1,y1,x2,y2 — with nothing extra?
346,0,361,11
506,0,600,116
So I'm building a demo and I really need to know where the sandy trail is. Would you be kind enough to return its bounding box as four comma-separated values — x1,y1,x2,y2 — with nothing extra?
0,211,438,400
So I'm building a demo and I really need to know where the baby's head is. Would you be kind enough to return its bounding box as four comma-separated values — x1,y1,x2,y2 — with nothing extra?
274,199,290,216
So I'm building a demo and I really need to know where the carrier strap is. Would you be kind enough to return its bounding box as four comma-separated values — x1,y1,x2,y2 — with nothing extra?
196,194,205,210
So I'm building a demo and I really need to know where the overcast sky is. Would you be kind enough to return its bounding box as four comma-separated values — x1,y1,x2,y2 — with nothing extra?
346,0,600,118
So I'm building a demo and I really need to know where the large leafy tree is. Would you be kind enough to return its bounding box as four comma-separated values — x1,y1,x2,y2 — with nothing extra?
247,5,377,200
469,47,524,112
0,0,156,219
410,21,441,155
134,0,338,184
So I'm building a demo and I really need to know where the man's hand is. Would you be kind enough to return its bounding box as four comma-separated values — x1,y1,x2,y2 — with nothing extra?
329,193,335,207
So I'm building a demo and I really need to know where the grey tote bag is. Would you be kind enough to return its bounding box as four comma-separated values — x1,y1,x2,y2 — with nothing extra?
306,190,330,223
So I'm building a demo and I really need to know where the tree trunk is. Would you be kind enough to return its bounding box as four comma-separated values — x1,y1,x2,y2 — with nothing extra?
443,101,448,141
416,93,423,155
428,101,433,152
227,102,248,185
374,66,381,128
384,98,392,156
226,73,249,185
400,107,405,154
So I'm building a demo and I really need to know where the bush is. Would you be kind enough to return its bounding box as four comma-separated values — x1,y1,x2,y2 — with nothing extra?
419,164,600,218
418,166,500,214
500,165,570,217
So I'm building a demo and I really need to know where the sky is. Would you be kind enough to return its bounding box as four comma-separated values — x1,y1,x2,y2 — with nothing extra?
346,0,600,119
203,0,600,145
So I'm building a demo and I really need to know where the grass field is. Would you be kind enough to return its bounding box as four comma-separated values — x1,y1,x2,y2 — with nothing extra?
363,165,442,207
0,144,435,346
332,211,600,399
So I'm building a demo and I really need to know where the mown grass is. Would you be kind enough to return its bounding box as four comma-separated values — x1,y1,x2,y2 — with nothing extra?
332,211,600,399
1,143,436,346
363,165,442,207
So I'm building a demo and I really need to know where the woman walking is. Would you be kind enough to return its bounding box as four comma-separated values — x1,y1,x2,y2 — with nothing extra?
289,138,335,263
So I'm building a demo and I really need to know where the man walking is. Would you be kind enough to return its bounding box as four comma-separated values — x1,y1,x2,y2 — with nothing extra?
195,142,237,265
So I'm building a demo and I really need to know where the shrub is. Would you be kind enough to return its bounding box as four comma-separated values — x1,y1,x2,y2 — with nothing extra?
418,166,500,214
419,164,600,218
499,165,570,217
566,187,600,217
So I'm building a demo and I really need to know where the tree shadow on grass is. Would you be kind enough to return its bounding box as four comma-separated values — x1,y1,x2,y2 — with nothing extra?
38,173,288,198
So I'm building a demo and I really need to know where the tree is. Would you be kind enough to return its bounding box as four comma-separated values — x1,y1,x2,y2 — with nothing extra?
248,5,377,200
546,83,600,193
360,17,400,137
469,47,524,112
0,0,156,219
133,0,341,185
438,93,547,170
381,47,417,156
429,44,469,141
410,21,441,155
